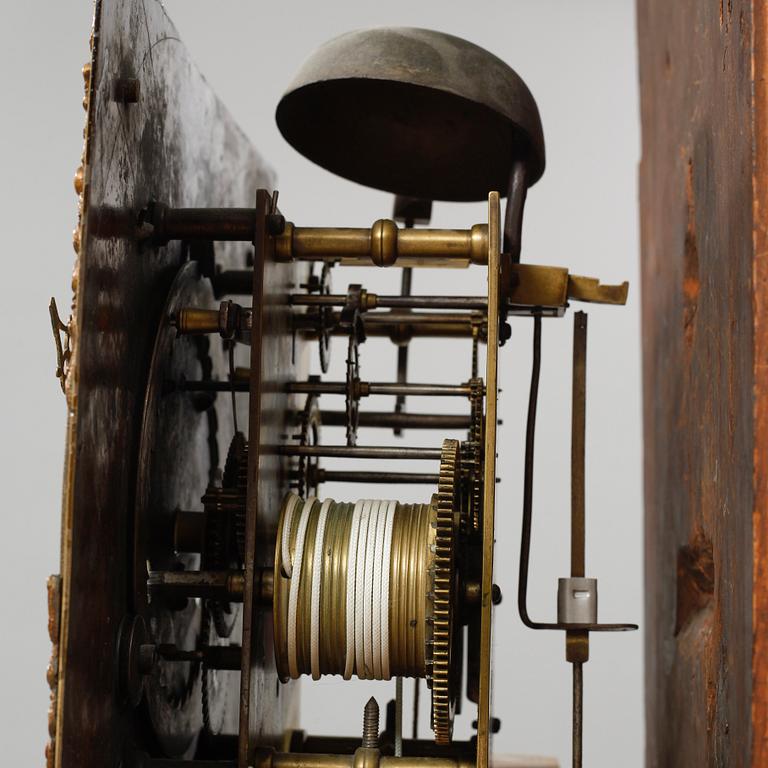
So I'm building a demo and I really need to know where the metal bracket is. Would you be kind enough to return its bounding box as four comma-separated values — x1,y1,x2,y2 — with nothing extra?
508,264,629,309
49,298,71,394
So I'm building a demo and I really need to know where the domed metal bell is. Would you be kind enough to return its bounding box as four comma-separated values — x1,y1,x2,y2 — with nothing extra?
276,27,545,202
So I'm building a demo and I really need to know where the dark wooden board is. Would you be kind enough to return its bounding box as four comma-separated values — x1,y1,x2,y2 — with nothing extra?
53,1,284,766
637,1,767,765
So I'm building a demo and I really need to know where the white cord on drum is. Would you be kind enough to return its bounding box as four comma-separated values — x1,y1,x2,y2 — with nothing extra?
284,497,399,681
281,492,302,578
380,500,396,680
362,499,382,679
371,498,389,679
344,500,365,680
310,498,332,680
354,500,373,677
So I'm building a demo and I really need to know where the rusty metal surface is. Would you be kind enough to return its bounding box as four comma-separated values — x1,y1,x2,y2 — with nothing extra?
55,1,276,765
638,1,754,765
276,28,544,201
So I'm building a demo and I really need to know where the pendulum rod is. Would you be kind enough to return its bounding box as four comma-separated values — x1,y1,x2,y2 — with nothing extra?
568,311,588,768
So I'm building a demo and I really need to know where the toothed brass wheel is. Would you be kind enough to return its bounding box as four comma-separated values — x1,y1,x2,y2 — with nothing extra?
431,438,461,744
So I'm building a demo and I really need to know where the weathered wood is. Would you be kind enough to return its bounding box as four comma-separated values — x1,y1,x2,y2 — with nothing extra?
751,4,768,764
638,1,768,765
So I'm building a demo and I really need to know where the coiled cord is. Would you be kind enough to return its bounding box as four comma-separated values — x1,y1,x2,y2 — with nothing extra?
274,492,435,681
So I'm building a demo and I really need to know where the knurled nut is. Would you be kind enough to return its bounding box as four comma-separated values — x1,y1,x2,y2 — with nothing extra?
218,300,235,340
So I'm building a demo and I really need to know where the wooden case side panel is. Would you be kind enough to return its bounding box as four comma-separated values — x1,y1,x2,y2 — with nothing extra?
57,1,277,766
637,1,754,766
752,3,768,764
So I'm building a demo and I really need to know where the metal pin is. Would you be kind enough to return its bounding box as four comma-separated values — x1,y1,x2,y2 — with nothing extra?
395,678,403,757
362,697,379,749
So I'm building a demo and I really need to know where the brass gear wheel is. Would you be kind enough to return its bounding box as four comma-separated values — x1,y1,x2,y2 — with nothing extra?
431,438,461,744
294,392,321,498
316,262,333,374
345,322,361,446
466,377,485,532
201,432,248,637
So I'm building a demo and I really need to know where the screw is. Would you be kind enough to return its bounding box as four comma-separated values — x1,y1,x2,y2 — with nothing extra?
362,696,379,748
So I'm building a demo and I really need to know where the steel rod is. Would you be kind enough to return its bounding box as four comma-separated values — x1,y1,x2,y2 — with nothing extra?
287,381,347,395
356,311,482,325
157,643,242,671
412,679,420,739
369,382,471,397
518,315,543,629
320,410,471,430
290,309,486,340
573,661,583,768
287,381,472,397
314,470,439,484
572,311,587,578
290,294,488,311
277,445,442,460
394,266,414,435
179,381,474,400
395,677,403,757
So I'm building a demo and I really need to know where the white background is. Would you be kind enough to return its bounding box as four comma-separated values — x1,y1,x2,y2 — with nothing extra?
0,2,641,766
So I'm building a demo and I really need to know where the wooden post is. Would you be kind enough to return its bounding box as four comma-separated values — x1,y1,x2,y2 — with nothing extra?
638,1,768,764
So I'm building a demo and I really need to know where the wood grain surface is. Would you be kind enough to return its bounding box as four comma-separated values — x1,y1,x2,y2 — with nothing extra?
54,1,281,765
637,1,768,765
